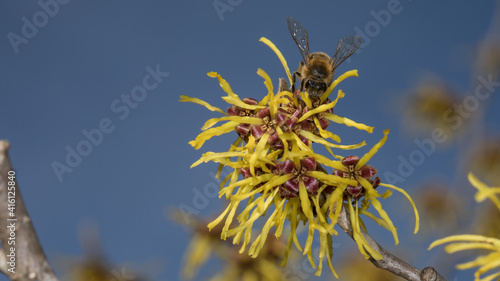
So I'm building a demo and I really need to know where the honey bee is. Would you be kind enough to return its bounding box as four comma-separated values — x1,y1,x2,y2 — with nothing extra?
287,17,362,99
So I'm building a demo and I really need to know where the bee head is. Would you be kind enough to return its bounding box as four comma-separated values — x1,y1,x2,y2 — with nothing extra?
305,80,327,97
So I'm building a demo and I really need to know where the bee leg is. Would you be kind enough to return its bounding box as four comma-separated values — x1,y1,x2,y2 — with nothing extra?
291,72,298,93
299,77,306,93
292,71,302,94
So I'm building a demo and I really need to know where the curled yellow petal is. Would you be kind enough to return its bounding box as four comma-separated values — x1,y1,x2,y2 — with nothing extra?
259,37,293,86
323,113,374,133
189,121,239,149
297,99,337,123
429,234,500,250
307,171,358,187
249,132,271,176
300,91,313,109
179,95,226,114
315,232,327,276
299,130,366,150
249,199,286,258
468,172,500,211
348,199,383,260
320,69,358,102
289,198,304,252
379,183,420,234
356,129,389,168
201,116,262,130
360,178,399,245
325,234,339,278
301,87,346,123
309,153,345,171
190,151,248,168
313,117,341,143
207,71,237,98
358,209,391,231
445,242,500,253
221,95,266,111
298,181,314,221
208,202,236,230
257,68,274,106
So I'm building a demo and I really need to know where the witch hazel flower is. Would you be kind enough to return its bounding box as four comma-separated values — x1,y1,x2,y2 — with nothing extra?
331,155,380,200
275,157,319,198
180,36,420,278
305,129,419,260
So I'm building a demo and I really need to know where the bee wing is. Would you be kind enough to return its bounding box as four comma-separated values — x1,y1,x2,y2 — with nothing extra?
287,17,310,66
330,36,362,71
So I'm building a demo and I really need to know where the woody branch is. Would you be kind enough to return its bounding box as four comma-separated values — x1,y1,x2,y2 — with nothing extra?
337,207,447,281
0,140,59,281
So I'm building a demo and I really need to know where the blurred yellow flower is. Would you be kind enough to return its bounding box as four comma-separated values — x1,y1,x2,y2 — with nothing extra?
429,234,500,281
429,173,500,281
468,138,500,186
403,79,465,142
416,181,463,234
181,226,219,280
179,216,285,281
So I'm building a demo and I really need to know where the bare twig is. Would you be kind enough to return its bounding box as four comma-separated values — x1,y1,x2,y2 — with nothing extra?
0,140,59,281
337,207,447,281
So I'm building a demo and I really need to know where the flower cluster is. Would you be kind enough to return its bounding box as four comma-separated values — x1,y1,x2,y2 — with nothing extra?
429,173,500,281
181,37,419,277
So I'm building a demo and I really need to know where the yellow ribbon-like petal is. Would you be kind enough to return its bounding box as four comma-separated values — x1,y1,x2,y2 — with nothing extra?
429,234,500,250
379,183,420,234
257,68,274,106
299,130,366,150
307,171,358,186
298,90,343,123
356,129,389,168
323,113,374,133
469,172,500,211
259,37,293,86
201,116,262,130
179,95,226,114
189,121,239,149
320,70,358,102
360,178,399,245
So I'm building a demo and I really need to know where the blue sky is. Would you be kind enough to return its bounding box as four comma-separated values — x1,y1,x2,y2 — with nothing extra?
1,0,499,280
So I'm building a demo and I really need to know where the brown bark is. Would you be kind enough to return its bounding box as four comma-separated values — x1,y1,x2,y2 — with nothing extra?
337,206,447,281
